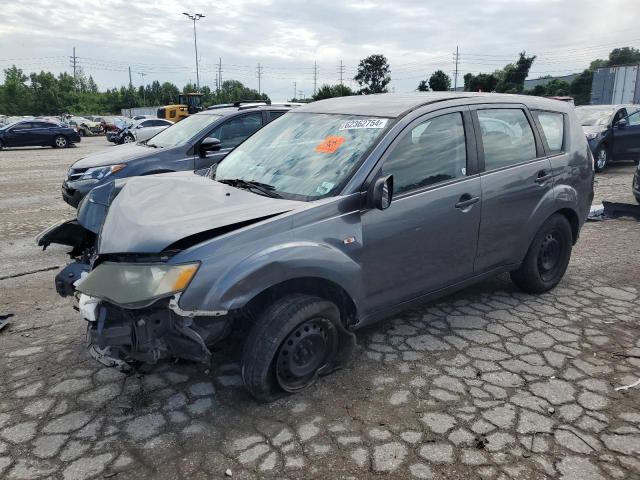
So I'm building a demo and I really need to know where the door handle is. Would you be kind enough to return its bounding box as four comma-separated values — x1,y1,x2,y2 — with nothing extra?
535,170,553,184
455,194,480,209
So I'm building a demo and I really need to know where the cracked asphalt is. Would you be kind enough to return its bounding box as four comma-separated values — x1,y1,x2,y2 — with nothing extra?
1,137,639,480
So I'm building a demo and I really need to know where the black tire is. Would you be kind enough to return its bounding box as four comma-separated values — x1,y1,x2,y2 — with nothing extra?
594,145,608,172
78,129,85,137
635,195,640,205
633,158,639,166
242,294,342,402
122,134,135,144
53,135,68,148
510,213,573,294
0,140,4,150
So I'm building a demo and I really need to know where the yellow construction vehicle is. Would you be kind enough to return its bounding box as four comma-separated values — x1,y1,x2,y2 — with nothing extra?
157,93,203,122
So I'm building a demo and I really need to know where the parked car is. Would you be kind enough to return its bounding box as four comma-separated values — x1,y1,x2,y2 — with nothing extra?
60,104,294,207
66,117,103,137
39,93,593,401
575,104,640,171
0,120,80,149
116,118,174,144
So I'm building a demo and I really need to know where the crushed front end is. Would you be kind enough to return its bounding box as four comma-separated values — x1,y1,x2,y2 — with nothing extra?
36,179,233,371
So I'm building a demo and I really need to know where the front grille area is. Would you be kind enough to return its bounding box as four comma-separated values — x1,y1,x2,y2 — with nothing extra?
67,168,88,181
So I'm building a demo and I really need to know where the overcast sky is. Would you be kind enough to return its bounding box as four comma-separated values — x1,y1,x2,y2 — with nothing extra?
1,0,639,101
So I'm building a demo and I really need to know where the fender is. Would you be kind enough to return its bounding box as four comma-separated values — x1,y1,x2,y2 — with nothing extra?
515,184,581,264
178,241,364,314
513,185,561,264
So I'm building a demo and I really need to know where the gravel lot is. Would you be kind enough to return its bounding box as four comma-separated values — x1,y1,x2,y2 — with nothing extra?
1,137,639,480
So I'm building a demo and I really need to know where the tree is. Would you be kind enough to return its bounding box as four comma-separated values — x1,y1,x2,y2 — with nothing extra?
464,72,499,92
311,84,353,101
569,69,594,105
417,80,429,92
428,70,451,91
608,47,640,67
495,51,536,93
354,54,390,94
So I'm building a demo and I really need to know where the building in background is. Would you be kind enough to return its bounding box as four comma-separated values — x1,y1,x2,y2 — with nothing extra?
524,73,579,91
590,65,640,105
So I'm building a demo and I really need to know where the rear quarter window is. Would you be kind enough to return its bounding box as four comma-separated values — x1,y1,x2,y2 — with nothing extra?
533,111,565,155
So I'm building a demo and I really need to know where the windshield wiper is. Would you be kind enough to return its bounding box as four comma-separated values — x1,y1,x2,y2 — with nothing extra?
218,178,283,198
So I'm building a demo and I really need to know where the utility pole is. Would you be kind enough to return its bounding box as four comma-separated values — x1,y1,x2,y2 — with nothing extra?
298,90,304,100
70,47,77,91
128,66,132,88
453,45,460,91
256,63,263,95
183,12,205,90
312,61,319,96
138,72,147,105
293,81,296,101
337,60,345,95
217,57,222,93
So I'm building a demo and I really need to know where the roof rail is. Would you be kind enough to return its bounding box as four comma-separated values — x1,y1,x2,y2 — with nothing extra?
207,103,235,110
232,100,271,107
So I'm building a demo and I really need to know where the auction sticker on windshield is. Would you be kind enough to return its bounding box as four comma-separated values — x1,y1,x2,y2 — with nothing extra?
315,135,346,154
339,118,388,130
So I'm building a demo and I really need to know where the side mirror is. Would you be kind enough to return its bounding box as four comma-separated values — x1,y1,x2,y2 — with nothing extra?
616,118,628,128
368,174,394,210
199,137,221,157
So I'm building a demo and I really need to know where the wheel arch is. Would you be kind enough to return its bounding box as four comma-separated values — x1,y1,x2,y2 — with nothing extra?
241,277,358,329
556,207,580,245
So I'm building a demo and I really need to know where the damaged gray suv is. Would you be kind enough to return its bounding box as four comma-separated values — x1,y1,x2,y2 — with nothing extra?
38,93,594,401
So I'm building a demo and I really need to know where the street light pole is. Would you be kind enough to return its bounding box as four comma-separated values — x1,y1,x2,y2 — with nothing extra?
183,12,205,91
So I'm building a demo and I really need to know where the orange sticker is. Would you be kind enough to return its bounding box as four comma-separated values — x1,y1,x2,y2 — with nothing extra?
315,135,345,154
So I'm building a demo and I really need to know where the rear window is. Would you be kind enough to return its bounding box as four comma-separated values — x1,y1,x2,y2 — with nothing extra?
533,111,565,154
477,109,537,171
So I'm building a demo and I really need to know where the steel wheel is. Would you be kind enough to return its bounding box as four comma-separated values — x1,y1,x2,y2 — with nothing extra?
275,317,338,392
54,135,67,148
537,231,562,282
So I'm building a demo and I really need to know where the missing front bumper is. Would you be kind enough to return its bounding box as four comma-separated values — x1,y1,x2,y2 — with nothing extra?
85,300,231,368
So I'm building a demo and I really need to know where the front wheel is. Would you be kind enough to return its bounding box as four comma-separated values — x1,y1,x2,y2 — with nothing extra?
122,134,135,144
510,213,573,294
242,294,345,402
594,146,608,172
53,135,68,148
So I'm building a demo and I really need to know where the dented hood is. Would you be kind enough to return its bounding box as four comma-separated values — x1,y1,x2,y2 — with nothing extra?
97,172,305,254
72,142,158,168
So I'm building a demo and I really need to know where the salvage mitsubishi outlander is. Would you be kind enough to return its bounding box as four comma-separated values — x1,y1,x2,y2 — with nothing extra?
38,93,594,402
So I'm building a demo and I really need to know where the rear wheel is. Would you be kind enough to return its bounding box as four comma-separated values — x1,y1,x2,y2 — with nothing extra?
53,135,68,148
594,145,608,172
510,214,573,294
242,294,343,402
0,140,4,150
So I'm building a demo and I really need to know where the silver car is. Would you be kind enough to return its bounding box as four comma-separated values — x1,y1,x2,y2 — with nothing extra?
122,118,174,144
39,92,594,401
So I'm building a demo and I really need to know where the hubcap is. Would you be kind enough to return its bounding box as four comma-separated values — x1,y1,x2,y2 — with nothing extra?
56,137,66,147
537,231,562,281
276,317,337,391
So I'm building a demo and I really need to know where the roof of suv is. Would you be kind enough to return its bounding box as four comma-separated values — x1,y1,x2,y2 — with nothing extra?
201,102,298,117
295,92,573,118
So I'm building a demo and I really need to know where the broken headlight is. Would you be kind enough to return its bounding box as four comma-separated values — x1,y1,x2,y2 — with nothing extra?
80,164,126,181
76,262,199,306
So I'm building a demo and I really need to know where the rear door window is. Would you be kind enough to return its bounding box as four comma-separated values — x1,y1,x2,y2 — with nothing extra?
533,111,565,154
383,112,468,194
208,113,263,148
477,109,537,171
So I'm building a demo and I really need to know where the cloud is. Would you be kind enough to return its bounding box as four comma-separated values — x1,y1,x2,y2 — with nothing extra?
0,0,638,101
